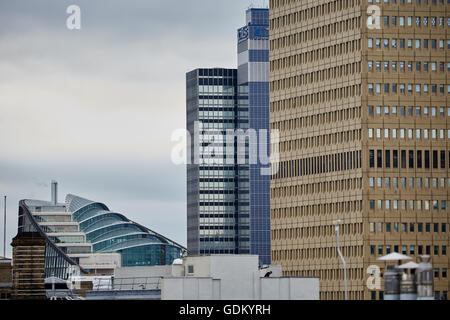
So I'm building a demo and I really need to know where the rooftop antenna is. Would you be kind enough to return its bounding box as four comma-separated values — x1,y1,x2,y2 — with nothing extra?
3,195,6,258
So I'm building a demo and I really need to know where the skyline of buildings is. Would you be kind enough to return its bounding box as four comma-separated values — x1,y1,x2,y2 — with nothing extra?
186,8,271,265
269,0,449,300
0,1,449,301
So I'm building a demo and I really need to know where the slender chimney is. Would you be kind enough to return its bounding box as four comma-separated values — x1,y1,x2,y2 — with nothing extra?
51,181,58,205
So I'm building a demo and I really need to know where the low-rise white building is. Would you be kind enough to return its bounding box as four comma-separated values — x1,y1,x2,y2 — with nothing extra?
161,255,319,300
85,255,319,300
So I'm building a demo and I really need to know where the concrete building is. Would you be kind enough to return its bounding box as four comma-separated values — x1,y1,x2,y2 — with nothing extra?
85,254,319,300
186,8,272,265
269,0,449,299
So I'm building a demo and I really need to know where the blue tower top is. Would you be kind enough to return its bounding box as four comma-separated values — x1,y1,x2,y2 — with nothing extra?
239,8,269,43
246,8,269,26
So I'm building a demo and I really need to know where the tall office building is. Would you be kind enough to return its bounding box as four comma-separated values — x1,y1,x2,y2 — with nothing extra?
186,68,251,257
186,8,271,264
269,0,449,299
238,8,271,264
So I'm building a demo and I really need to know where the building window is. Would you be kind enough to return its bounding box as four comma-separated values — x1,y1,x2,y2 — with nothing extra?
434,268,440,278
401,150,406,168
409,150,414,168
393,150,398,168
369,150,375,168
377,150,382,168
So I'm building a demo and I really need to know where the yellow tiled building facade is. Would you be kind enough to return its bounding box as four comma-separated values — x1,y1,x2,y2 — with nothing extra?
269,0,449,299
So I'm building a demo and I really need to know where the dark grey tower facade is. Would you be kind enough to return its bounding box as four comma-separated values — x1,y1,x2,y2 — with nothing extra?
186,68,250,256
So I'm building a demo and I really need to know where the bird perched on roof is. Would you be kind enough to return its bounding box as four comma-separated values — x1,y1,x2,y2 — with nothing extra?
264,271,273,278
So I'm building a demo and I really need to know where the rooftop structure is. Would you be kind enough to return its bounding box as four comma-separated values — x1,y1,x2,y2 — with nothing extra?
16,182,186,278
84,254,319,300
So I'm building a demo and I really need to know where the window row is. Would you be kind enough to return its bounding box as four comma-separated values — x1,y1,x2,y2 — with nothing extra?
271,107,361,128
369,199,450,211
271,201,363,219
369,0,448,4
272,222,362,240
271,83,362,104
368,38,449,49
270,0,360,24
370,244,447,258
368,83,449,95
271,17,362,51
271,61,361,83
369,177,450,189
369,222,448,233
376,15,449,28
270,92,361,114
272,177,362,198
273,150,362,179
368,60,449,72
270,40,361,69
272,244,364,261
368,105,449,117
369,149,449,169
278,129,361,152
368,128,449,140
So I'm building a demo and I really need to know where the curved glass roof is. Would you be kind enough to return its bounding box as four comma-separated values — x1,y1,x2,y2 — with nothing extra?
66,194,186,266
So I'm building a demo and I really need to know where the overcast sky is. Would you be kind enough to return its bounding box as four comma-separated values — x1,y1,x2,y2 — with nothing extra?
0,0,267,256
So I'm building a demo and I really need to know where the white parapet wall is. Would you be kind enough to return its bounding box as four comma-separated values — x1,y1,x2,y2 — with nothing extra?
259,277,320,300
96,255,319,300
160,276,319,300
161,277,221,300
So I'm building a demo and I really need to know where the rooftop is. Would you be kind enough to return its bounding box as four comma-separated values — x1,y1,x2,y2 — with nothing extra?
0,257,12,263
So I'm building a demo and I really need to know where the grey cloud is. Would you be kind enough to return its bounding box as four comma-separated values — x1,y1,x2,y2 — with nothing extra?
0,0,259,256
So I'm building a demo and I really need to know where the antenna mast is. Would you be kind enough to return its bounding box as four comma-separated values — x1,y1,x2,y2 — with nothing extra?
3,196,6,257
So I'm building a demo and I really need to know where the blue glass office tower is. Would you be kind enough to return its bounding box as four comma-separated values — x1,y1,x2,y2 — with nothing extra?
237,9,271,265
186,8,270,265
